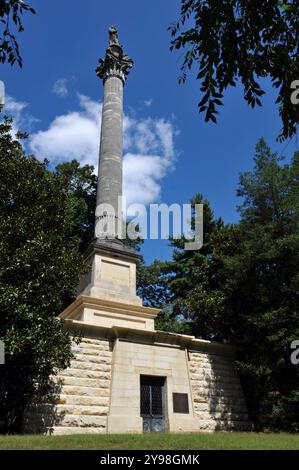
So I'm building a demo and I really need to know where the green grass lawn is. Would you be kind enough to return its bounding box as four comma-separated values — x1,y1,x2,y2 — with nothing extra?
0,433,298,450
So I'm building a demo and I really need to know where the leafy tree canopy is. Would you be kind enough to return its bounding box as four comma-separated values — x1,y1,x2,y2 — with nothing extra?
0,0,35,67
137,258,191,334
161,139,299,430
0,118,148,433
170,0,299,141
0,119,93,432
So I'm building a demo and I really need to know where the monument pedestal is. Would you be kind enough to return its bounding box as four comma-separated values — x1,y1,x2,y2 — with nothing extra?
59,296,159,332
78,239,142,307
60,239,159,331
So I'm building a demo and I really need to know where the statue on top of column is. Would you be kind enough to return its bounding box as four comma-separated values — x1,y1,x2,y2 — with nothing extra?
108,26,120,47
96,26,134,84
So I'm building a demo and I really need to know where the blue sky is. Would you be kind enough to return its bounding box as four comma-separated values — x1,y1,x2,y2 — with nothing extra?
1,0,297,262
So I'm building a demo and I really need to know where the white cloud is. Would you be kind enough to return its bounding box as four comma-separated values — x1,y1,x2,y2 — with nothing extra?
27,94,178,207
29,94,101,167
4,95,27,118
52,79,68,97
144,99,153,107
3,95,39,135
123,153,166,207
123,117,177,206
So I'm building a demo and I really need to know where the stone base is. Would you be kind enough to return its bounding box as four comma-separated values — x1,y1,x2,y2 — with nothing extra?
78,240,142,306
23,326,251,435
59,296,159,332
23,336,112,435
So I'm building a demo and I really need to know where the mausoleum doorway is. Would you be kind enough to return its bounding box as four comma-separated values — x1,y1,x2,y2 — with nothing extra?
140,375,167,433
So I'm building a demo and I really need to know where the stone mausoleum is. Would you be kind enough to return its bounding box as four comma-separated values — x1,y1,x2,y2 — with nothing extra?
24,28,249,435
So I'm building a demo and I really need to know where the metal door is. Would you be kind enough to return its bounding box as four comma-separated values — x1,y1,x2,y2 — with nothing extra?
140,375,165,433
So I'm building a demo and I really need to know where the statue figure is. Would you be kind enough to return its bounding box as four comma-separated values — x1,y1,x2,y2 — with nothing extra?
108,26,120,47
96,26,134,83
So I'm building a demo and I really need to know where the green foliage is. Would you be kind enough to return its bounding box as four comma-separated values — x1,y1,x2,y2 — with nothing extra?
0,118,90,433
0,118,148,433
155,304,192,335
0,1,35,67
170,0,299,141
161,140,299,430
55,160,97,253
137,259,170,308
137,258,191,334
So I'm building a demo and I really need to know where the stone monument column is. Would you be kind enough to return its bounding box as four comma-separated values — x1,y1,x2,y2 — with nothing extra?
75,27,142,306
95,26,133,239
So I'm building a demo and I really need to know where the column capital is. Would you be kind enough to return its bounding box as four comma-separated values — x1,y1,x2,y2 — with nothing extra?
96,26,134,84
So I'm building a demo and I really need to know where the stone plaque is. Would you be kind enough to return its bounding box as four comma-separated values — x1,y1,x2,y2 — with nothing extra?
173,393,189,414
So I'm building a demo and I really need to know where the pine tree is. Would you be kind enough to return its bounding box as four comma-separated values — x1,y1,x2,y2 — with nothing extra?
163,140,299,430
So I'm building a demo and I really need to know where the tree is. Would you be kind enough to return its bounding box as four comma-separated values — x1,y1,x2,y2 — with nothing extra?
137,259,171,308
170,1,299,141
0,119,89,433
55,160,97,253
0,0,35,67
163,142,299,430
137,258,191,333
0,118,149,432
162,193,226,338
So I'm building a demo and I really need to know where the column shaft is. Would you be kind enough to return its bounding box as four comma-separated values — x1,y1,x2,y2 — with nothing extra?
97,76,123,216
